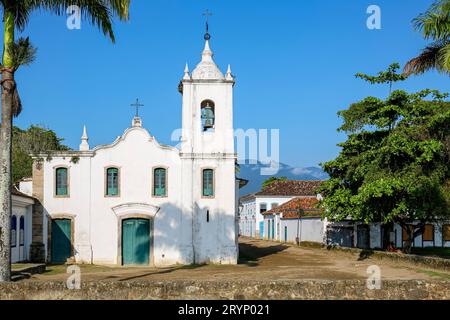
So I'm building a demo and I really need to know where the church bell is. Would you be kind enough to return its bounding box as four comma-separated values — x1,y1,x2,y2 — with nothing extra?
202,103,215,130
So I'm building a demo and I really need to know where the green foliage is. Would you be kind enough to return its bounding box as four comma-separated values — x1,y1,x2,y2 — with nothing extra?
0,0,131,43
355,63,408,86
355,63,408,94
12,125,70,183
7,37,37,71
70,156,80,164
414,0,450,41
405,0,450,75
262,176,287,190
319,68,450,233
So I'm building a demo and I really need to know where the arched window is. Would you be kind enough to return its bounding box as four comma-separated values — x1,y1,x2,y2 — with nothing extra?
202,169,214,197
11,216,17,248
19,216,25,246
201,100,215,131
55,167,69,196
153,168,167,197
106,167,119,196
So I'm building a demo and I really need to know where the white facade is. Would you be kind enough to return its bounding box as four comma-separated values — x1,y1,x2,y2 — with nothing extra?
263,214,325,244
239,196,293,239
11,192,34,263
34,34,239,266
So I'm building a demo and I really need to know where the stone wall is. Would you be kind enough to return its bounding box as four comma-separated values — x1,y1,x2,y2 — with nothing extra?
0,280,448,300
30,161,45,262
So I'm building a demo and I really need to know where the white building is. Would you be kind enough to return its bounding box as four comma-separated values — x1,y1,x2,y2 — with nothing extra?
262,196,325,244
261,195,450,249
28,30,240,266
11,188,35,263
326,221,450,249
239,180,322,239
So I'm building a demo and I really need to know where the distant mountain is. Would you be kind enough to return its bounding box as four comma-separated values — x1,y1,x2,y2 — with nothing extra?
237,161,329,196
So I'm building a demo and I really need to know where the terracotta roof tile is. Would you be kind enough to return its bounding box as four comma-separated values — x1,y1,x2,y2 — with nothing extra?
256,180,323,197
264,197,322,218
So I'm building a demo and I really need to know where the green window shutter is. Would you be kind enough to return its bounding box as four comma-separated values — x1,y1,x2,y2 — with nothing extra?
154,168,166,196
107,168,119,196
203,169,214,197
56,168,68,196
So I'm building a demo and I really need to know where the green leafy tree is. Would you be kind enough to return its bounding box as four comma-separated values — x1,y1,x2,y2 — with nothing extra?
12,125,70,183
356,63,407,94
319,64,450,253
404,0,450,76
262,176,288,190
0,0,131,282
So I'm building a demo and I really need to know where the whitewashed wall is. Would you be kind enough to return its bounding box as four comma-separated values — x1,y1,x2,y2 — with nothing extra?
239,196,293,238
11,195,34,263
40,125,237,266
263,214,325,243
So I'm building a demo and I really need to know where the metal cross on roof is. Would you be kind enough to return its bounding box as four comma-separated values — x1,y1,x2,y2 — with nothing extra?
203,9,213,26
203,9,213,39
131,98,144,118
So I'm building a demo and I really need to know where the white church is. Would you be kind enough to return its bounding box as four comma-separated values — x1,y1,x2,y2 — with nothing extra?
25,29,240,266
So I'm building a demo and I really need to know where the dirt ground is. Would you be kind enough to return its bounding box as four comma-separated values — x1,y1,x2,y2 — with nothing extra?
26,238,450,282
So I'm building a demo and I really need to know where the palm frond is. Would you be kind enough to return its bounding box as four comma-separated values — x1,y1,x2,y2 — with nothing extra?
26,0,131,43
413,0,450,41
7,37,37,71
437,41,450,71
403,41,449,76
107,0,130,21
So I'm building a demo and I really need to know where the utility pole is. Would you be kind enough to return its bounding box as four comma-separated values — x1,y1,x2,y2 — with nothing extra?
286,205,304,246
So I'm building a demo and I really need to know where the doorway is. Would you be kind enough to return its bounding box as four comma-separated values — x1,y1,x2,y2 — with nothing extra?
122,218,150,265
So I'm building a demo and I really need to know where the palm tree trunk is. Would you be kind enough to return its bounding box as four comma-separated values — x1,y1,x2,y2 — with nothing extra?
0,7,15,282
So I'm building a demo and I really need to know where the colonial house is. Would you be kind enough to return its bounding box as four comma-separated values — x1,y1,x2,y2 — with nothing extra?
26,29,240,266
239,180,323,239
11,187,35,263
326,221,450,250
262,196,324,244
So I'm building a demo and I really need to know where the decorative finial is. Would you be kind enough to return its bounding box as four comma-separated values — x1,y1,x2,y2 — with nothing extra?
79,125,89,151
203,10,212,40
82,125,88,139
226,64,233,80
183,63,190,80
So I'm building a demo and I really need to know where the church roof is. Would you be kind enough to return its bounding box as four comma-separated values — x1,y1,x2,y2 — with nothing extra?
191,38,225,80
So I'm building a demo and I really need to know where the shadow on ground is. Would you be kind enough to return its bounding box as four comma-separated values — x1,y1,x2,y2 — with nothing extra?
238,241,289,267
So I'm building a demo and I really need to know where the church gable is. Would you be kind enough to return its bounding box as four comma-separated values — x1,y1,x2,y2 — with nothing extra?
92,126,180,158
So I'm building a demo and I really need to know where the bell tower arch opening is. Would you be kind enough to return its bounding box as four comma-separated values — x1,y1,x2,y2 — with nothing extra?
201,100,215,132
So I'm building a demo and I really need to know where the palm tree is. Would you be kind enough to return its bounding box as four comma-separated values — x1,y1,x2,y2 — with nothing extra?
404,0,450,76
0,0,131,282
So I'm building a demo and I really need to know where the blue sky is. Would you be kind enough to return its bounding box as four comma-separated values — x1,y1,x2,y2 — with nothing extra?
8,0,449,168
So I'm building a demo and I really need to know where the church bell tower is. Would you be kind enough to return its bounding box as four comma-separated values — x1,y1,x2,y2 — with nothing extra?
180,23,235,155
179,18,238,265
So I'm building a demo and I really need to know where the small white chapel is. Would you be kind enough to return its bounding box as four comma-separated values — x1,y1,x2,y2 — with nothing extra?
26,27,240,266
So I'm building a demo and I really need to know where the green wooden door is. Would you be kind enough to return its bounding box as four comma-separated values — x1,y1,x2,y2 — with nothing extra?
122,219,150,265
51,219,71,264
